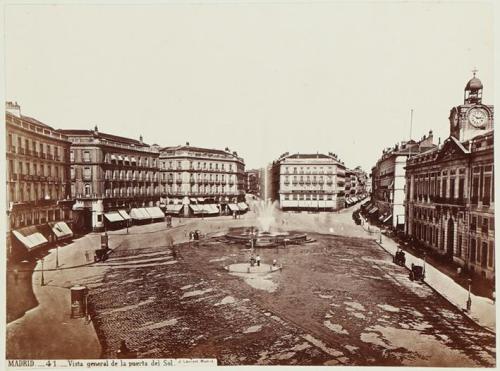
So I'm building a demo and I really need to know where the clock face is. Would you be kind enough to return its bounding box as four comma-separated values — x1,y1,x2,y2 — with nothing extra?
468,108,488,128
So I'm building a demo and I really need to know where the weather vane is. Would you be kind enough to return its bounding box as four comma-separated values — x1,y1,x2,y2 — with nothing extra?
472,67,478,77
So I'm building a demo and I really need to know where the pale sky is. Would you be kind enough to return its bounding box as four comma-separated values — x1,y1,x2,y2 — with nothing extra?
5,1,494,172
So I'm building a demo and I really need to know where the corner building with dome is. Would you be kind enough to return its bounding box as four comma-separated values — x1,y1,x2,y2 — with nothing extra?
405,73,494,282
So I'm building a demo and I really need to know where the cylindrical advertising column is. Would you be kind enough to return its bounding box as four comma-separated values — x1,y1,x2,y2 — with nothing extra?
70,285,89,318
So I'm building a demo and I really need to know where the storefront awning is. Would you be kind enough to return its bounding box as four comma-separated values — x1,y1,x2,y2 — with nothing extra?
237,202,248,211
110,154,117,160
145,207,165,219
379,214,385,221
369,207,379,214
105,212,125,223
124,156,130,162
12,226,48,251
50,221,73,239
130,208,151,220
118,155,124,161
190,198,197,203
204,204,219,214
131,156,137,162
197,198,205,202
228,204,239,212
189,204,204,214
118,210,131,220
166,204,183,213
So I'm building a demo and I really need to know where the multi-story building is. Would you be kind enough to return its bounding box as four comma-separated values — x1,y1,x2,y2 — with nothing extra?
245,169,262,197
59,127,161,231
370,132,436,229
270,152,346,211
405,73,494,280
6,102,74,258
345,167,369,207
158,144,246,217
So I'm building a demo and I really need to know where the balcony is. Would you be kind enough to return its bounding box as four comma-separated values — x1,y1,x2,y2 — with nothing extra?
432,196,466,205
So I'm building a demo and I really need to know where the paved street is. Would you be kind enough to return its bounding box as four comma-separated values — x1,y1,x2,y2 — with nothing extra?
9,208,492,365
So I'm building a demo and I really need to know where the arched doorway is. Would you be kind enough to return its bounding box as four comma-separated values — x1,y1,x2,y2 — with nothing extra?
446,218,455,259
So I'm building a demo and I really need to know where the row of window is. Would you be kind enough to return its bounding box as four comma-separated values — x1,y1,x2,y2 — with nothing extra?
162,185,235,194
70,150,157,167
7,133,62,157
9,160,64,178
162,173,236,182
10,208,70,229
283,194,334,201
283,166,336,174
412,222,494,268
8,183,66,203
160,160,235,171
409,165,494,205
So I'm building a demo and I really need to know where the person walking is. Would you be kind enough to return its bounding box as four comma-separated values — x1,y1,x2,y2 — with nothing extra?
256,254,261,267
84,250,90,262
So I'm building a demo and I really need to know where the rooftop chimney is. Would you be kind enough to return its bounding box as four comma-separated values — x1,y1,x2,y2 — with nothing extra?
139,135,143,144
186,141,190,146
6,101,21,117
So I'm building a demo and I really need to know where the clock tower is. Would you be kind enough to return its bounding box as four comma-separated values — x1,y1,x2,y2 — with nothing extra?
449,71,494,142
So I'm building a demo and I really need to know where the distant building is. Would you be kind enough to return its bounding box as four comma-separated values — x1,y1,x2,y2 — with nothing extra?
6,102,74,258
158,144,246,217
270,152,346,211
345,167,369,207
245,169,262,197
405,73,494,280
59,127,161,232
370,132,436,229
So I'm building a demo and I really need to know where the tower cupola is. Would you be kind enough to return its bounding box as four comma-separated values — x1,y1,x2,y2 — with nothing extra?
464,69,483,105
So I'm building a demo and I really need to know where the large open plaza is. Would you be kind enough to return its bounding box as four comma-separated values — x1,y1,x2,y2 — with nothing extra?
6,206,495,366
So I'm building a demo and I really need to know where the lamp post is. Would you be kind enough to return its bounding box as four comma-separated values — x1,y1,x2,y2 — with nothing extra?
466,278,472,312
422,252,426,276
41,258,45,286
55,244,59,269
379,229,382,244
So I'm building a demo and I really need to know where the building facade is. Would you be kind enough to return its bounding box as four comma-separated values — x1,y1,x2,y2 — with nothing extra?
158,144,246,216
270,152,346,211
405,74,494,280
6,102,74,257
245,169,262,198
370,133,436,229
59,127,161,231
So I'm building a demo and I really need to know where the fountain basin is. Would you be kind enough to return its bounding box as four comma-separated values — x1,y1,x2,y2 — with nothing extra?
224,227,312,247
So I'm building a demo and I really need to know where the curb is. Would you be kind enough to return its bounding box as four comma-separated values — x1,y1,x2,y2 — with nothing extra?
373,239,495,334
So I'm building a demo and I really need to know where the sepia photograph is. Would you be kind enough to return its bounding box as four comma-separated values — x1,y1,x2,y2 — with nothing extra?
3,0,496,368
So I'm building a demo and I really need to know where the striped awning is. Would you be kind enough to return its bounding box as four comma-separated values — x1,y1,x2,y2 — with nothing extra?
105,212,124,223
228,204,239,212
237,202,248,211
118,210,131,220
50,221,73,239
12,226,48,251
145,207,165,219
166,204,183,213
130,208,151,220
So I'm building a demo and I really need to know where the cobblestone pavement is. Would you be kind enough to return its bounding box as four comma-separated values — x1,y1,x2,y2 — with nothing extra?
89,228,495,366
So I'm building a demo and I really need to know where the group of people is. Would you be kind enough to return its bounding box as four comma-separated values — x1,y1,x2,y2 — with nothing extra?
249,254,261,267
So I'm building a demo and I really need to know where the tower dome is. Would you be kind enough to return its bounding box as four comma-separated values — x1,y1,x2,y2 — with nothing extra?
465,76,483,91
464,70,483,104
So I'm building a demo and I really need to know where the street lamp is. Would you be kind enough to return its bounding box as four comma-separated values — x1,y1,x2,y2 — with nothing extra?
41,258,45,286
379,229,382,244
55,244,59,269
422,252,426,276
466,278,472,312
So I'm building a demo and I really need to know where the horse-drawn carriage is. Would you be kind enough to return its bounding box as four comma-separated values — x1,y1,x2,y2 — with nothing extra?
409,263,425,281
393,248,406,266
94,232,111,262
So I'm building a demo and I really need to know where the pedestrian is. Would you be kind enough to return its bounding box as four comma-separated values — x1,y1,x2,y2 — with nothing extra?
272,259,277,267
256,254,261,267
84,250,90,262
